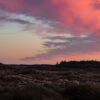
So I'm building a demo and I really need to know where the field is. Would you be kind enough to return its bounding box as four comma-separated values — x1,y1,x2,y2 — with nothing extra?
0,62,100,100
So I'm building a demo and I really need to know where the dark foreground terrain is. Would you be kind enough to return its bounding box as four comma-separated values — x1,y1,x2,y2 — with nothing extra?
0,61,100,100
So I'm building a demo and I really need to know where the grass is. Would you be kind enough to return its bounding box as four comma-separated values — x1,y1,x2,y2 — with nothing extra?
0,84,63,100
62,83,100,100
0,63,100,100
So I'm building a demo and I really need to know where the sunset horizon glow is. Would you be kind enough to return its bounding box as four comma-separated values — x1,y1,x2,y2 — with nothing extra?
0,0,100,64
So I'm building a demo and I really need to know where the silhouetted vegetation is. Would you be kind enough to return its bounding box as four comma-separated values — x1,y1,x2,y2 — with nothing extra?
0,61,100,100
57,60,100,68
62,84,100,100
0,63,3,66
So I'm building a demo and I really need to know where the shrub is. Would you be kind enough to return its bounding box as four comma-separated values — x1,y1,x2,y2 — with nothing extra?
62,84,100,100
0,84,63,100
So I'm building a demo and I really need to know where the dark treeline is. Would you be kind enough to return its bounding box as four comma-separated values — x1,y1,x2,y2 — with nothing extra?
1,60,100,69
56,60,100,68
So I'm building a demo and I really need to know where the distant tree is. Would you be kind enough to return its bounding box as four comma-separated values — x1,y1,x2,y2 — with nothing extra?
56,62,59,65
60,60,67,65
0,62,3,65
0,63,3,67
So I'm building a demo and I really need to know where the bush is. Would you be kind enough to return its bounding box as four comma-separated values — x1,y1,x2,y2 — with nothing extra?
62,84,100,100
0,84,63,100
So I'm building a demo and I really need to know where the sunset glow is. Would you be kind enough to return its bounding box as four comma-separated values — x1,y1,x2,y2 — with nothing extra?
0,0,100,64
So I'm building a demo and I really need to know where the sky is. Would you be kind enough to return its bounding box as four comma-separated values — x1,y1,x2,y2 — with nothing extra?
1,0,100,64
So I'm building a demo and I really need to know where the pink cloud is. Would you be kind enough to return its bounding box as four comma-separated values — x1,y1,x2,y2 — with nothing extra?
1,0,100,63
1,0,100,35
